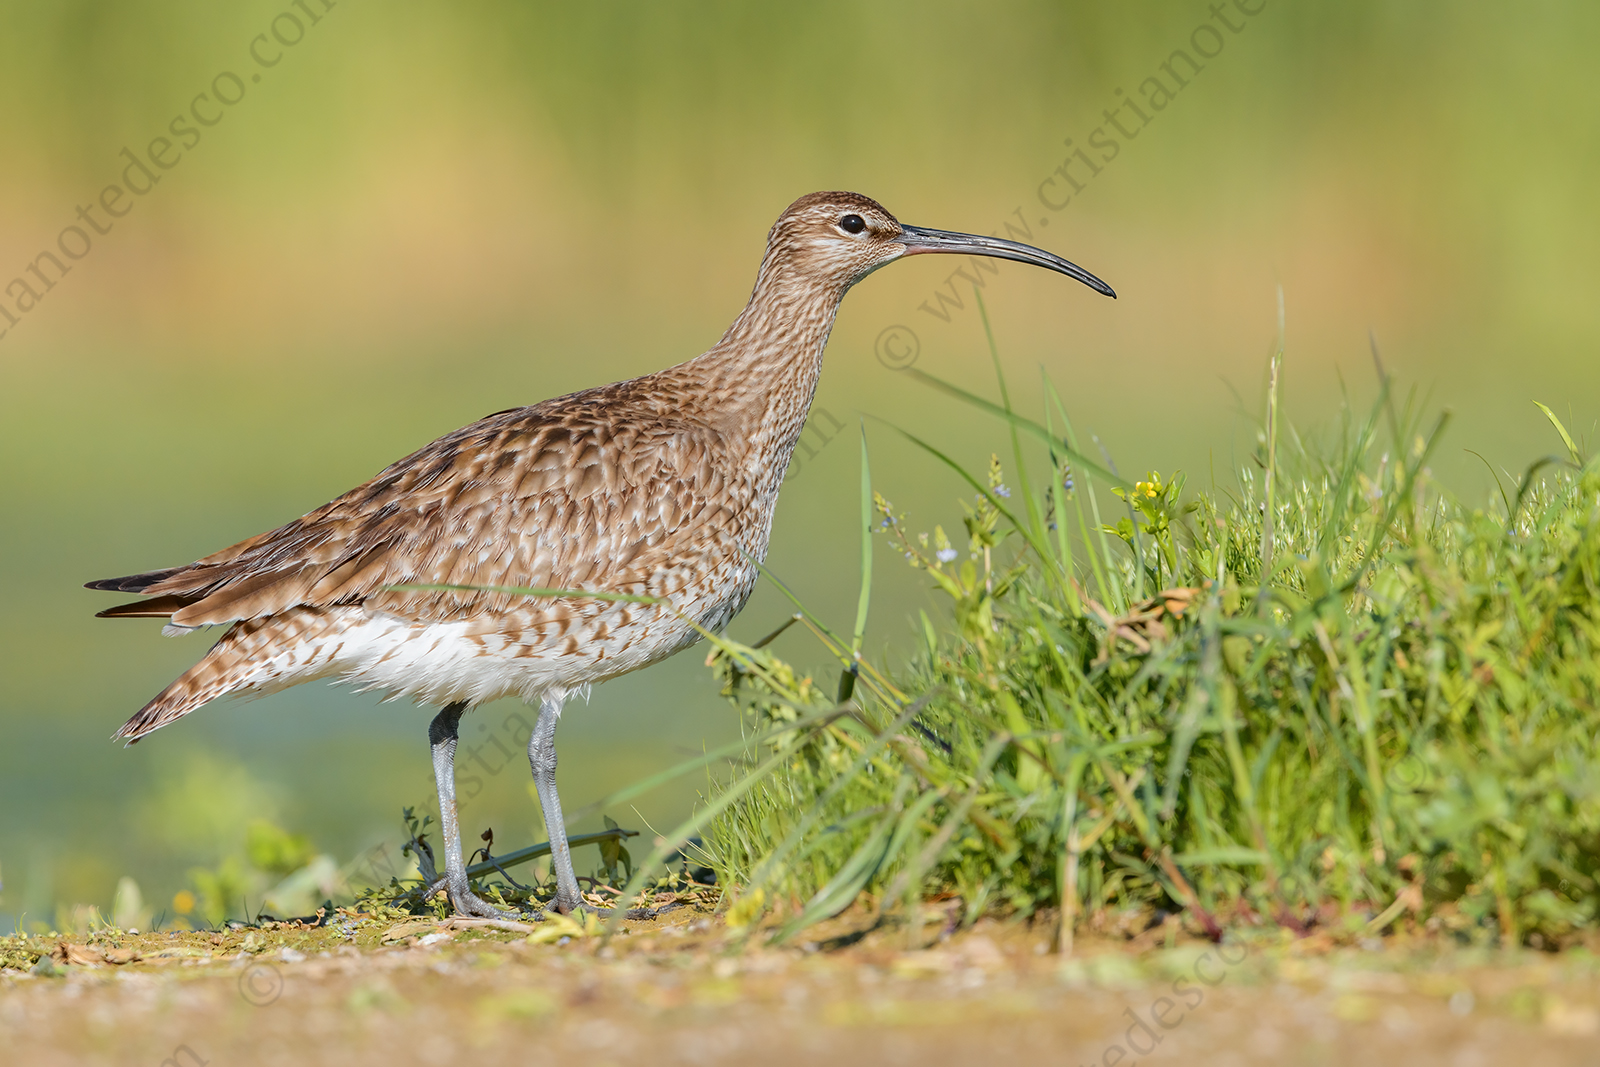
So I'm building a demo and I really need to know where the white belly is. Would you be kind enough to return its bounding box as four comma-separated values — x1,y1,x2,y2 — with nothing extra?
244,568,756,710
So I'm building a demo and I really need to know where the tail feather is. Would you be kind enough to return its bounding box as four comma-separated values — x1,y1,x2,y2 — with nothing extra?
113,610,337,743
96,594,198,620
116,659,238,744
85,567,186,593
114,619,265,743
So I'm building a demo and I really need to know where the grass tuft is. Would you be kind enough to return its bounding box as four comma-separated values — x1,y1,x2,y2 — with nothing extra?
703,339,1600,950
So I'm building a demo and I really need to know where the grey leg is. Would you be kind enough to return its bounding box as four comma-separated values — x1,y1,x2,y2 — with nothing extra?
528,696,584,913
429,703,514,919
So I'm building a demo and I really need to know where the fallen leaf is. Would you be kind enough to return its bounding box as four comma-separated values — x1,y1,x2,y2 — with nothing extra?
52,943,104,967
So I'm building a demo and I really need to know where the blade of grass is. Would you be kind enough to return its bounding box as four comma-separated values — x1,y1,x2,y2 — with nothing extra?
975,289,1046,555
1534,401,1585,465
1041,375,1083,616
1045,376,1121,612
839,425,874,702
1058,753,1087,955
389,582,659,604
566,705,853,823
904,367,1131,490
1259,287,1285,589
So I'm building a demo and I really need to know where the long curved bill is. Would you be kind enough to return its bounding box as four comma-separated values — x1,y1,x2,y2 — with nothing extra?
894,224,1116,299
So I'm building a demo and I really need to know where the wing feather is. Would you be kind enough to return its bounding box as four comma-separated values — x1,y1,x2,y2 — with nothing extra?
97,381,737,629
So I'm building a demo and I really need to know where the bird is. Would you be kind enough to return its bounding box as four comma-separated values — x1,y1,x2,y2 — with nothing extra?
87,191,1114,919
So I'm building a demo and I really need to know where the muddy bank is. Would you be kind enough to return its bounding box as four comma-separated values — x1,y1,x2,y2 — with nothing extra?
4,908,1598,1066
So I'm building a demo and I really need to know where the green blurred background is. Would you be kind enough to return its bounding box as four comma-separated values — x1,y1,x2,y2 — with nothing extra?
2,0,1597,930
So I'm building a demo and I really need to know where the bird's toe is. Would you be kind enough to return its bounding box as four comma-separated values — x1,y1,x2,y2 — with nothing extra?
551,894,590,918
446,880,518,921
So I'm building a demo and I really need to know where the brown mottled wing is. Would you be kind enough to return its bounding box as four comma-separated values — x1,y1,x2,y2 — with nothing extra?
103,382,734,628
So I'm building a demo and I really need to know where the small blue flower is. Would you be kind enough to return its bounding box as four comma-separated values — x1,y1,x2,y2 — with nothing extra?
937,548,958,563
995,485,1011,498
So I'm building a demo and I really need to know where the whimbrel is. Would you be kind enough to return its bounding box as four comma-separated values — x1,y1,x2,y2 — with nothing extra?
88,191,1114,918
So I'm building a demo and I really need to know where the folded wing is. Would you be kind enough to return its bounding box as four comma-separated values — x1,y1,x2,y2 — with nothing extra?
88,383,734,629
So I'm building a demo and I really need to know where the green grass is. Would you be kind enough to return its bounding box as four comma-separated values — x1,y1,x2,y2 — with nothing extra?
699,327,1600,951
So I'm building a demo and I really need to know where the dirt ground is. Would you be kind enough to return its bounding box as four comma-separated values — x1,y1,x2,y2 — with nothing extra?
4,903,1599,1067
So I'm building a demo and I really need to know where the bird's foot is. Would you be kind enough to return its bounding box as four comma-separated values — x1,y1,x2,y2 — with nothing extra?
445,876,519,921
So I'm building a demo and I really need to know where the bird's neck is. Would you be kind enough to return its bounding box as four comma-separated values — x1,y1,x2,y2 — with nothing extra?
685,267,846,468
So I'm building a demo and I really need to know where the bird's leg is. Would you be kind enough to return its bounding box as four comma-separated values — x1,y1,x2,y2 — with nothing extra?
429,702,515,919
528,696,585,914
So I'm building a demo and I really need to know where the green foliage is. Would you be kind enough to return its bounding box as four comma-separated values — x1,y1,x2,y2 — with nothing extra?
186,857,250,929
705,365,1600,947
245,820,315,878
598,815,634,886
182,818,325,927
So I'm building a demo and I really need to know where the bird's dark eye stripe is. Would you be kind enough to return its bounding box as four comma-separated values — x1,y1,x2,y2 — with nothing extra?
840,214,866,234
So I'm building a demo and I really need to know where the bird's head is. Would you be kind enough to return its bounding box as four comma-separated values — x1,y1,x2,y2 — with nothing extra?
761,190,1116,299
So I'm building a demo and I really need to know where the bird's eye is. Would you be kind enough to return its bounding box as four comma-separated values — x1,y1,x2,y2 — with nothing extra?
839,214,866,234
